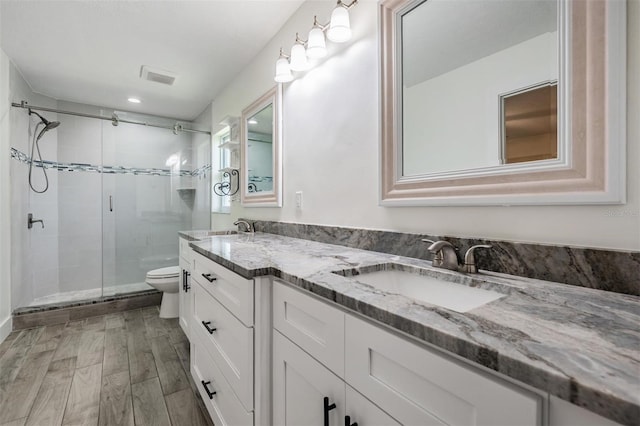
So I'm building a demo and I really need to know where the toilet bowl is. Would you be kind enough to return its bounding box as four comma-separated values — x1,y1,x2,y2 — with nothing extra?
145,266,181,318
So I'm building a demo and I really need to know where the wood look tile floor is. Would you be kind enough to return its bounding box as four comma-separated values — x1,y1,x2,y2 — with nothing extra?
0,306,214,426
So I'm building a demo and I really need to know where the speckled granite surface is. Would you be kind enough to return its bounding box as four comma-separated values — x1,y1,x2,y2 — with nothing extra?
189,232,640,426
244,219,640,296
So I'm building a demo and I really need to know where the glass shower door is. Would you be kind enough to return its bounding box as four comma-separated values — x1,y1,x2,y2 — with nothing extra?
102,118,194,296
53,113,104,302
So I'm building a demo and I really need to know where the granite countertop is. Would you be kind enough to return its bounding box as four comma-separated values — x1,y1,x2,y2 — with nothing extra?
184,231,640,426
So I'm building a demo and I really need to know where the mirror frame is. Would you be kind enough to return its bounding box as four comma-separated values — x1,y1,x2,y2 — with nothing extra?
240,85,283,207
380,0,626,206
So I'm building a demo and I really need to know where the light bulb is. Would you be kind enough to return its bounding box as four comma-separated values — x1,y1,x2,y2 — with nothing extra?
290,43,310,72
327,5,351,43
274,57,293,83
306,27,327,59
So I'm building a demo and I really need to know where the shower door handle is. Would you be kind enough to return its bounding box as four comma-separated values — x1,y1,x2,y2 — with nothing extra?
109,195,113,212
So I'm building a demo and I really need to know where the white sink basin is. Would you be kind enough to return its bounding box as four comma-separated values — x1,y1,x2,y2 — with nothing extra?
352,269,505,313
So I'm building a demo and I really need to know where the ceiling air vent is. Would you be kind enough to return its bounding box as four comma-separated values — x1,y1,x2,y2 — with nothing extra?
140,65,177,86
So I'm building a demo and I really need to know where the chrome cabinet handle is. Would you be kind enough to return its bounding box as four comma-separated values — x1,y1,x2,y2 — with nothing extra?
201,273,216,283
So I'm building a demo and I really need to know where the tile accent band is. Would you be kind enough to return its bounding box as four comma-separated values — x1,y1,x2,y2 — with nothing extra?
10,147,211,177
244,219,640,296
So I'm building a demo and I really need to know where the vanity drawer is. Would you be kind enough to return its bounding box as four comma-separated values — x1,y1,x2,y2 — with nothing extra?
273,280,345,378
345,315,542,426
191,343,254,426
193,281,254,411
193,252,254,326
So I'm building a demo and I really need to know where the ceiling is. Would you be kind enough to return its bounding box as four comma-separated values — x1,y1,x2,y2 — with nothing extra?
0,0,305,121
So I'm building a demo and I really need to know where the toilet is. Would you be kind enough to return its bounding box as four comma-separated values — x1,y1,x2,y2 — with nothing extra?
145,266,181,318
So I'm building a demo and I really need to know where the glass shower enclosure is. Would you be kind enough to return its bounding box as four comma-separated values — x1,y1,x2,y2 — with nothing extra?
11,104,210,308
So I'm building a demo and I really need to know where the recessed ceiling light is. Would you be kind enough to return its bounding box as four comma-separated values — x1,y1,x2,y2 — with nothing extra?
248,119,258,125
128,97,141,104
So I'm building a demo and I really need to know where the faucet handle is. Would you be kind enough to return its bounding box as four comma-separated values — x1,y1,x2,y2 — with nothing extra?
463,244,492,273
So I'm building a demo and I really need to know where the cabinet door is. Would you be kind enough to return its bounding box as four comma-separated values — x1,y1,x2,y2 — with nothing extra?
345,315,541,426
345,385,401,426
273,330,345,426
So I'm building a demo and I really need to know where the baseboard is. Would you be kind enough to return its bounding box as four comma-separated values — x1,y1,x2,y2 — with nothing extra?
0,315,12,343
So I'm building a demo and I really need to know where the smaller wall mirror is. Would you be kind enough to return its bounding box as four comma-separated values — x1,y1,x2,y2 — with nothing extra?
241,86,282,207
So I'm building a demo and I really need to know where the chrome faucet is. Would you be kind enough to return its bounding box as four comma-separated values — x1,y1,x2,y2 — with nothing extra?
233,220,254,233
423,239,492,273
463,244,493,273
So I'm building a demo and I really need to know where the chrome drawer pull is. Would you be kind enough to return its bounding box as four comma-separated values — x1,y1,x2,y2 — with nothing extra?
201,380,216,399
202,321,217,334
201,273,217,283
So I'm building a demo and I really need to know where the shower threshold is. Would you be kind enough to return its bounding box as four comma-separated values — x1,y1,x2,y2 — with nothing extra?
12,288,161,330
28,282,153,306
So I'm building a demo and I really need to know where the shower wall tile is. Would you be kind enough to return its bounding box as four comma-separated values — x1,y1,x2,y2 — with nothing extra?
191,104,212,230
32,268,60,299
9,64,61,308
56,114,103,165
59,266,101,294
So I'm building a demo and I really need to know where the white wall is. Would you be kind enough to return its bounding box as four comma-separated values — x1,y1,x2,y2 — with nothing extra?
0,38,12,339
403,32,557,175
212,0,639,251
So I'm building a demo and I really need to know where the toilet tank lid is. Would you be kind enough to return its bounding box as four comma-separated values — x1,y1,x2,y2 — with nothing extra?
146,266,181,278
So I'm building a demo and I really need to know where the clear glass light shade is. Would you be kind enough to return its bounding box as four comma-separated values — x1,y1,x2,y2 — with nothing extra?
306,27,327,59
327,5,351,43
274,58,293,83
289,43,310,71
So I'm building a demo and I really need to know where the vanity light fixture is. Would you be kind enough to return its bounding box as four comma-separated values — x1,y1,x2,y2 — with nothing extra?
273,0,358,83
274,48,294,83
306,17,328,59
327,0,353,43
289,34,311,72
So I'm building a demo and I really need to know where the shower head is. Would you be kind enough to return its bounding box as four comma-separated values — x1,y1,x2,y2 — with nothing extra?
30,109,60,139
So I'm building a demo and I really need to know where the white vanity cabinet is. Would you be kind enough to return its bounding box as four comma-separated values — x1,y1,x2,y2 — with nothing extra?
272,280,401,426
189,249,272,426
178,236,193,339
272,279,543,426
346,315,541,426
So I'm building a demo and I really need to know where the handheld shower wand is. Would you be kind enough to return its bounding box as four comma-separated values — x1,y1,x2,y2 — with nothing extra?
28,109,61,193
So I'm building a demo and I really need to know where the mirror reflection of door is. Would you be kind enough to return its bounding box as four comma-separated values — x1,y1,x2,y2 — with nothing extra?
501,82,557,164
247,104,274,193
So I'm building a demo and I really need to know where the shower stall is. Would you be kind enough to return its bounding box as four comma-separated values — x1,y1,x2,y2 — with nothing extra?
9,101,211,309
